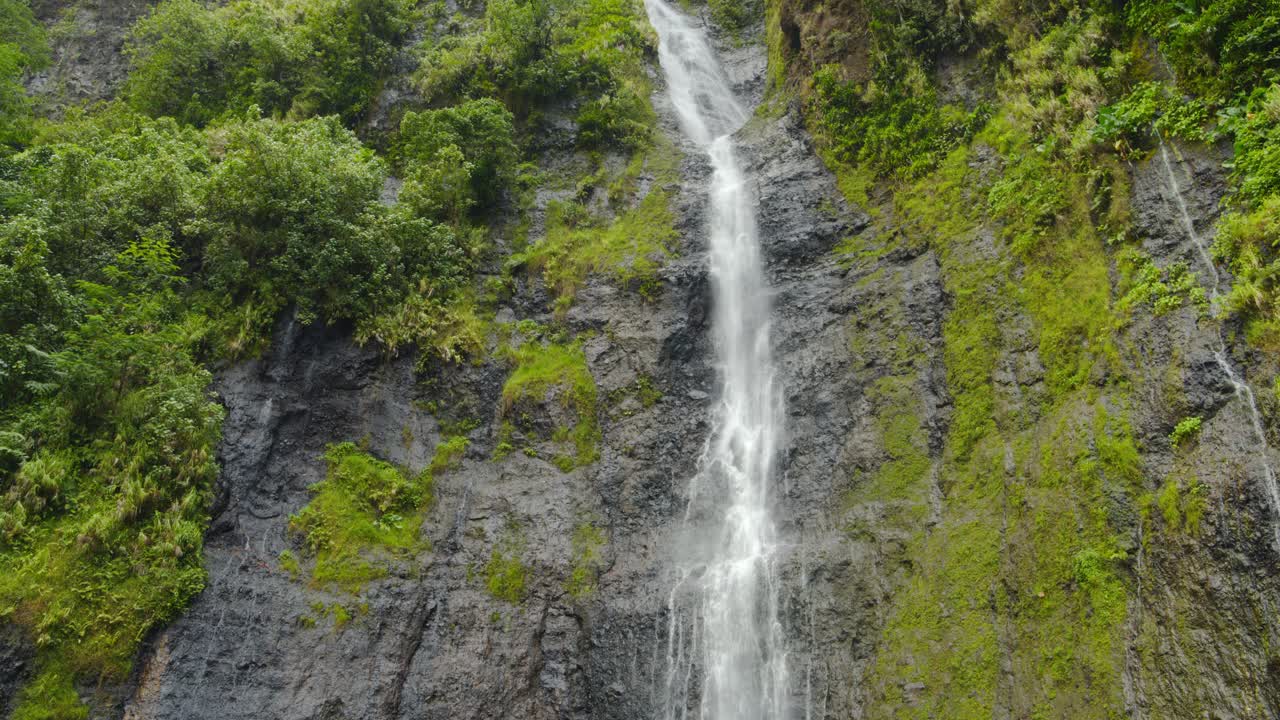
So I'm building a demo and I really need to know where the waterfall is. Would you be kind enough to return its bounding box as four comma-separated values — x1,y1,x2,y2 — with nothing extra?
1157,142,1280,548
644,1,789,718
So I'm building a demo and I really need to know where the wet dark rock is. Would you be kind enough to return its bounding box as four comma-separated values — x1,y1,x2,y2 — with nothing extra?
26,0,157,110
0,625,33,719
1121,141,1280,719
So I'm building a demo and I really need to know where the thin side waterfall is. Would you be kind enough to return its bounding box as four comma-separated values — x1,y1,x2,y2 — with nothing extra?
643,1,789,719
1157,141,1280,547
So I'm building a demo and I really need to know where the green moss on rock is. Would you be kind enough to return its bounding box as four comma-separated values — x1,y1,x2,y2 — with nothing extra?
288,443,432,593
501,340,600,471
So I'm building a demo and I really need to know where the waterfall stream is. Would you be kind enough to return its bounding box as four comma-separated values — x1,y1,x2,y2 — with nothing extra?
1157,142,1280,548
644,1,789,718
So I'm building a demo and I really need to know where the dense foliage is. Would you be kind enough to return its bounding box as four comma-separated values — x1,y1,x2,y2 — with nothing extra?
0,0,47,146
1,0,671,713
0,227,221,715
416,0,657,149
787,0,1280,716
2,0,1277,714
126,0,415,126
398,98,519,220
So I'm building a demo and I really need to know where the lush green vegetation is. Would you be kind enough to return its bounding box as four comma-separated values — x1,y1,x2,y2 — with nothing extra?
1,108,224,716
501,339,601,471
847,128,1138,718
1115,249,1207,321
790,0,1280,716
812,63,987,180
415,0,655,141
804,0,985,180
0,0,47,146
398,99,519,221
1213,86,1280,347
0,0,672,710
287,442,433,593
417,0,682,318
698,0,762,38
126,0,415,126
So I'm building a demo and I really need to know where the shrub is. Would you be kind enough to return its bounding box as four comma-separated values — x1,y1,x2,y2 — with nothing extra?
708,0,762,35
198,115,398,329
413,0,655,151
398,99,518,218
1214,196,1280,347
1225,85,1280,205
1093,82,1214,147
1169,416,1202,448
0,240,222,715
126,0,413,126
11,114,210,280
0,0,50,147
1126,0,1280,100
811,63,986,179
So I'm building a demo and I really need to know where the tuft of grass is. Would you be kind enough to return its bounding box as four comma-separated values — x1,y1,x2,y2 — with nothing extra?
484,550,527,604
1157,479,1183,531
501,341,600,471
331,603,351,629
515,189,678,311
278,549,301,579
428,435,469,476
287,443,431,594
566,522,606,600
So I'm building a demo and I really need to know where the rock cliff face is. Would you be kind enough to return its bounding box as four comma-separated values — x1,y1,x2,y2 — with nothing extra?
10,2,1280,719
25,0,155,109
1123,144,1280,719
91,22,831,720
107,27,888,718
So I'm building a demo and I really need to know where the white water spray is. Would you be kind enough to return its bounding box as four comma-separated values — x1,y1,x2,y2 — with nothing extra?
644,1,789,718
1157,142,1280,547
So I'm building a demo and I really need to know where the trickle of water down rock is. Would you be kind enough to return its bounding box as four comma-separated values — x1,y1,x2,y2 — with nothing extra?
1157,141,1280,548
644,2,789,719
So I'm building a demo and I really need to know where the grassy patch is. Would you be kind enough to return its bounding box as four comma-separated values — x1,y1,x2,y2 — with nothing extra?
287,442,432,593
566,522,607,599
429,435,469,475
356,291,492,367
484,542,528,604
11,663,87,720
501,340,600,471
513,134,680,313
527,191,677,310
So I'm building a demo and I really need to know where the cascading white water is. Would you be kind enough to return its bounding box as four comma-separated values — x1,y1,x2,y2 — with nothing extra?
1157,142,1280,547
643,1,789,718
